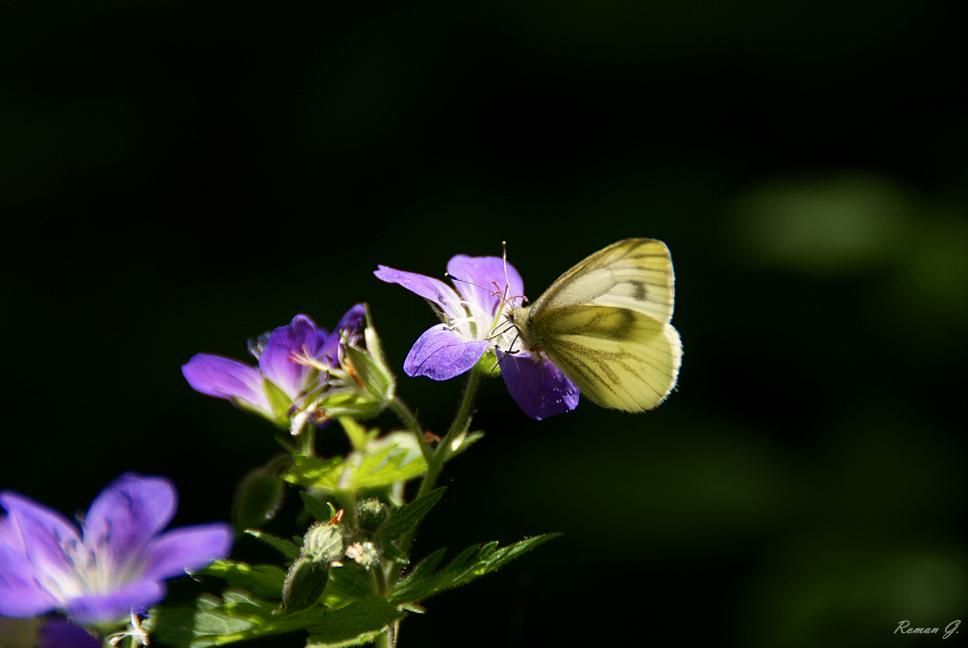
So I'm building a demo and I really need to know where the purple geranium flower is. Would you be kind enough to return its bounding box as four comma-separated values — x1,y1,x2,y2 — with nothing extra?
182,305,365,432
0,474,231,624
375,254,579,420
39,620,100,648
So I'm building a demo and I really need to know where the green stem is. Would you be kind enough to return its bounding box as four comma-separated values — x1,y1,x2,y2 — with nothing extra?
299,425,316,457
386,369,483,585
420,368,481,497
389,396,433,464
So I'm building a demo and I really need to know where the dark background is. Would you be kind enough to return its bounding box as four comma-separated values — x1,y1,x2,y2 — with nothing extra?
2,1,966,647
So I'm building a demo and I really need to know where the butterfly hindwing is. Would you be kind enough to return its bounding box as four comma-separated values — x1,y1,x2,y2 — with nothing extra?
532,305,681,411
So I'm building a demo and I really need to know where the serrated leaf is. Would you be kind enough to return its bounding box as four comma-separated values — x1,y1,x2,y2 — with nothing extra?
285,435,427,494
193,561,286,600
379,487,446,541
305,598,401,647
149,591,399,648
244,529,300,560
323,562,374,606
389,534,560,604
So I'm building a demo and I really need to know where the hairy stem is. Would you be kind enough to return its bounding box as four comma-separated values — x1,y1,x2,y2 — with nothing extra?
389,396,433,464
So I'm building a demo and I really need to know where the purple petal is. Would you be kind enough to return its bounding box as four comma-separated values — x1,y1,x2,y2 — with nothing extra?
142,523,233,580
0,515,23,552
182,354,272,415
40,621,100,648
0,492,79,577
403,324,489,381
446,255,525,317
258,314,324,399
374,265,464,319
65,579,165,624
319,303,367,365
498,351,580,420
83,474,176,560
0,545,58,617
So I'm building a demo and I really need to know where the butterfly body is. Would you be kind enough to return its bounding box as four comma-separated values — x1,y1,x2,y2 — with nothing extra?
509,238,682,412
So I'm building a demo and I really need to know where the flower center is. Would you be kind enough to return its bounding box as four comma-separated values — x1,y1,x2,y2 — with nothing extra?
39,534,145,602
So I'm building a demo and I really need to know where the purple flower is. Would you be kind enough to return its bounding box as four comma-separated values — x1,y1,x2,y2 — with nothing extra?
182,306,366,431
39,620,100,648
0,474,232,624
374,255,579,420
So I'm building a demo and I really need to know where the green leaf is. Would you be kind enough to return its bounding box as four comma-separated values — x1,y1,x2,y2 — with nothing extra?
193,561,286,600
244,529,300,560
285,434,427,494
362,304,389,370
379,487,446,541
149,591,400,648
324,563,375,606
390,534,560,604
339,417,373,452
305,598,400,647
147,591,268,647
263,378,294,424
446,430,485,459
301,491,338,522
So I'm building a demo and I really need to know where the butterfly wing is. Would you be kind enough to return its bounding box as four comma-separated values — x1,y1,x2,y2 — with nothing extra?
529,238,675,323
533,305,681,411
524,238,681,411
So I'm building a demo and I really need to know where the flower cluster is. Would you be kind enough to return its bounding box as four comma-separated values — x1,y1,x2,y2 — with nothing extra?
182,305,376,434
0,474,231,624
2,247,586,647
375,254,579,420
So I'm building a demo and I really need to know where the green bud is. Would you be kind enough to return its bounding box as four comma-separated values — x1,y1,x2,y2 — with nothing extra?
318,390,386,420
232,467,285,531
282,555,329,611
344,344,395,404
357,498,390,532
303,522,344,564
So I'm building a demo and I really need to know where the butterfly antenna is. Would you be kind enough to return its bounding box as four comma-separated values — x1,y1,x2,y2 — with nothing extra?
445,273,491,293
492,343,521,372
487,322,517,340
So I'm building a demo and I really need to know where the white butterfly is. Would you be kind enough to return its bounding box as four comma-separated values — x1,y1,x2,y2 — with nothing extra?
509,238,682,412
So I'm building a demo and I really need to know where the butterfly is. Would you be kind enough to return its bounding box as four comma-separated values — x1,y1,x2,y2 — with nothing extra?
508,238,682,412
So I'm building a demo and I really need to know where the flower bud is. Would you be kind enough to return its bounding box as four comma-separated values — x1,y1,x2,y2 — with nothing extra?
303,522,344,565
232,467,285,531
343,345,395,405
357,498,390,532
281,556,329,611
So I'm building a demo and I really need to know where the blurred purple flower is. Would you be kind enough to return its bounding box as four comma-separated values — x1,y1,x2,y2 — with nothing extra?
375,255,579,420
39,620,100,648
182,306,365,428
0,474,231,624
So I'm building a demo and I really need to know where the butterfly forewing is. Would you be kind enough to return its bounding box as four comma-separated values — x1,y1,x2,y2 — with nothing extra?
530,238,675,324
